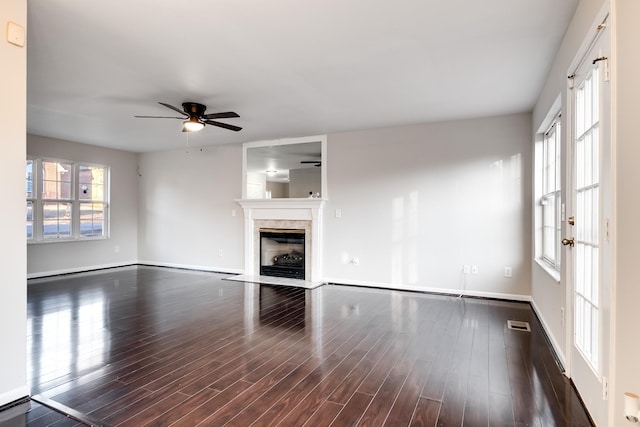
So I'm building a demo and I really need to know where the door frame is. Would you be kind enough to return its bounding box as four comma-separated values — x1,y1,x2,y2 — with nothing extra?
563,6,611,425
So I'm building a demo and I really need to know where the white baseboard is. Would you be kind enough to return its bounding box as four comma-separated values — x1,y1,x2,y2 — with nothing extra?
322,277,532,302
27,261,138,279
530,299,567,368
0,385,29,407
27,261,243,280
136,261,244,275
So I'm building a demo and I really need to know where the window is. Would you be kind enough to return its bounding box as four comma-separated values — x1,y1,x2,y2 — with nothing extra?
541,114,562,269
27,158,109,242
573,65,601,371
78,165,107,237
26,160,34,240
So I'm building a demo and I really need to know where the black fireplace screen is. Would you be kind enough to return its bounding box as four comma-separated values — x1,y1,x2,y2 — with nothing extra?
259,229,305,280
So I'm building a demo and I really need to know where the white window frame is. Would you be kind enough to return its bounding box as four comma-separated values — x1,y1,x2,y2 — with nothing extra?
27,157,110,243
572,63,601,373
26,159,35,241
540,113,562,270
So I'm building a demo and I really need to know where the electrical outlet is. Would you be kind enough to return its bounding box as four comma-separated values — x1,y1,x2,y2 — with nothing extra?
504,267,512,278
231,209,236,217
218,249,224,257
463,265,471,274
560,307,565,327
335,209,342,218
471,265,479,275
114,245,120,253
602,376,608,400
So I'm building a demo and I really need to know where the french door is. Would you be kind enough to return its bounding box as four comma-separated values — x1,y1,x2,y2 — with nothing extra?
565,17,611,426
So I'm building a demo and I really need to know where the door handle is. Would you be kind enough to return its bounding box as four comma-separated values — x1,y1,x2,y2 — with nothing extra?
561,238,575,247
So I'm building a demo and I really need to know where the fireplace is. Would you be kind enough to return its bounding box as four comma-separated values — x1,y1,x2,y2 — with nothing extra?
260,229,305,280
236,198,324,285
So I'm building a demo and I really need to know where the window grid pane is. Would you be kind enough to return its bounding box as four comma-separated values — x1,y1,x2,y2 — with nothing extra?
541,114,562,268
26,160,33,198
27,202,33,240
28,159,109,242
43,202,72,239
42,161,73,200
79,165,106,202
80,203,105,237
574,64,600,373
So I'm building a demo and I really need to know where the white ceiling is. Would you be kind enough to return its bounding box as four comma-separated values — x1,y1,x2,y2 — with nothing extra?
247,141,322,182
26,0,579,153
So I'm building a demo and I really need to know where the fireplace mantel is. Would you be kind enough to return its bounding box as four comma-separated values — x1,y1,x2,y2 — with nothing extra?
236,198,325,210
236,198,325,282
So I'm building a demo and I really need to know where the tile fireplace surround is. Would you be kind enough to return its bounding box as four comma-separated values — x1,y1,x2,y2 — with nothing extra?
235,199,325,285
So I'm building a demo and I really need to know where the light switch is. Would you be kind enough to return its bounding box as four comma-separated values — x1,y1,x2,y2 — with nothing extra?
7,22,25,47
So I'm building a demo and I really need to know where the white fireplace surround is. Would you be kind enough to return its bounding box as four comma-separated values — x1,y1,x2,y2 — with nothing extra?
236,199,325,283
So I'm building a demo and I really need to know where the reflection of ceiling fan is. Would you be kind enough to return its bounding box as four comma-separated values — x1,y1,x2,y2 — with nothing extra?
135,102,242,133
300,160,321,167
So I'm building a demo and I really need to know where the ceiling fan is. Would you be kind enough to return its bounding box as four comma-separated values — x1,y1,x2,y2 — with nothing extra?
300,160,321,167
135,102,242,133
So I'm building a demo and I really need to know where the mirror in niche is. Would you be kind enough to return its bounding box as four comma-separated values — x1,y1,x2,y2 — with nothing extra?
244,136,325,199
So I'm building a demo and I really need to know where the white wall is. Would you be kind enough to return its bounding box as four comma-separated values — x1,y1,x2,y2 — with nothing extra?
137,145,244,272
266,181,288,198
289,167,321,198
323,113,532,299
531,0,606,370
27,135,139,277
135,114,532,299
612,0,640,424
0,0,29,405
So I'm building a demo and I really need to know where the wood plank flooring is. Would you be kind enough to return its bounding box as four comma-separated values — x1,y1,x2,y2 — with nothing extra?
19,266,593,426
0,399,83,427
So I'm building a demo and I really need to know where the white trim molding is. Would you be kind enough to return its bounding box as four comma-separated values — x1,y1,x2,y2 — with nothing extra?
236,198,325,283
26,261,138,280
323,277,533,302
0,386,29,407
531,299,567,369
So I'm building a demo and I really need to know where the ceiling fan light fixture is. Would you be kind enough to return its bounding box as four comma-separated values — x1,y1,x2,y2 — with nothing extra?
136,102,241,133
183,117,204,132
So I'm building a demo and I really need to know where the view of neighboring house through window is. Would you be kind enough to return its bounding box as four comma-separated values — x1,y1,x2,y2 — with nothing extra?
27,158,109,242
79,165,107,237
541,114,562,269
42,160,73,239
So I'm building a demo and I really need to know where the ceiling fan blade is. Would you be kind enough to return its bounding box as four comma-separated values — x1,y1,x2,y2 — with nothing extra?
201,112,240,119
158,102,188,116
203,119,242,132
134,115,183,119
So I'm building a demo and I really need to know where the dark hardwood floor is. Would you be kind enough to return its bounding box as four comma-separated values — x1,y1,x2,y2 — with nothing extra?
15,266,592,426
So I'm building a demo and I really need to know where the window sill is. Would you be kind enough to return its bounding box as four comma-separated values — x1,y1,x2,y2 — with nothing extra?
535,259,561,283
28,236,109,245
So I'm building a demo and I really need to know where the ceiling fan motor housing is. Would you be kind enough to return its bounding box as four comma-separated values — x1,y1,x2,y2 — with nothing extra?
135,101,242,132
183,102,206,117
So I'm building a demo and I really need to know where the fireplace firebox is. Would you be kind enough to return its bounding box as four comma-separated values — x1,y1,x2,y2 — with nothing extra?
259,228,305,280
